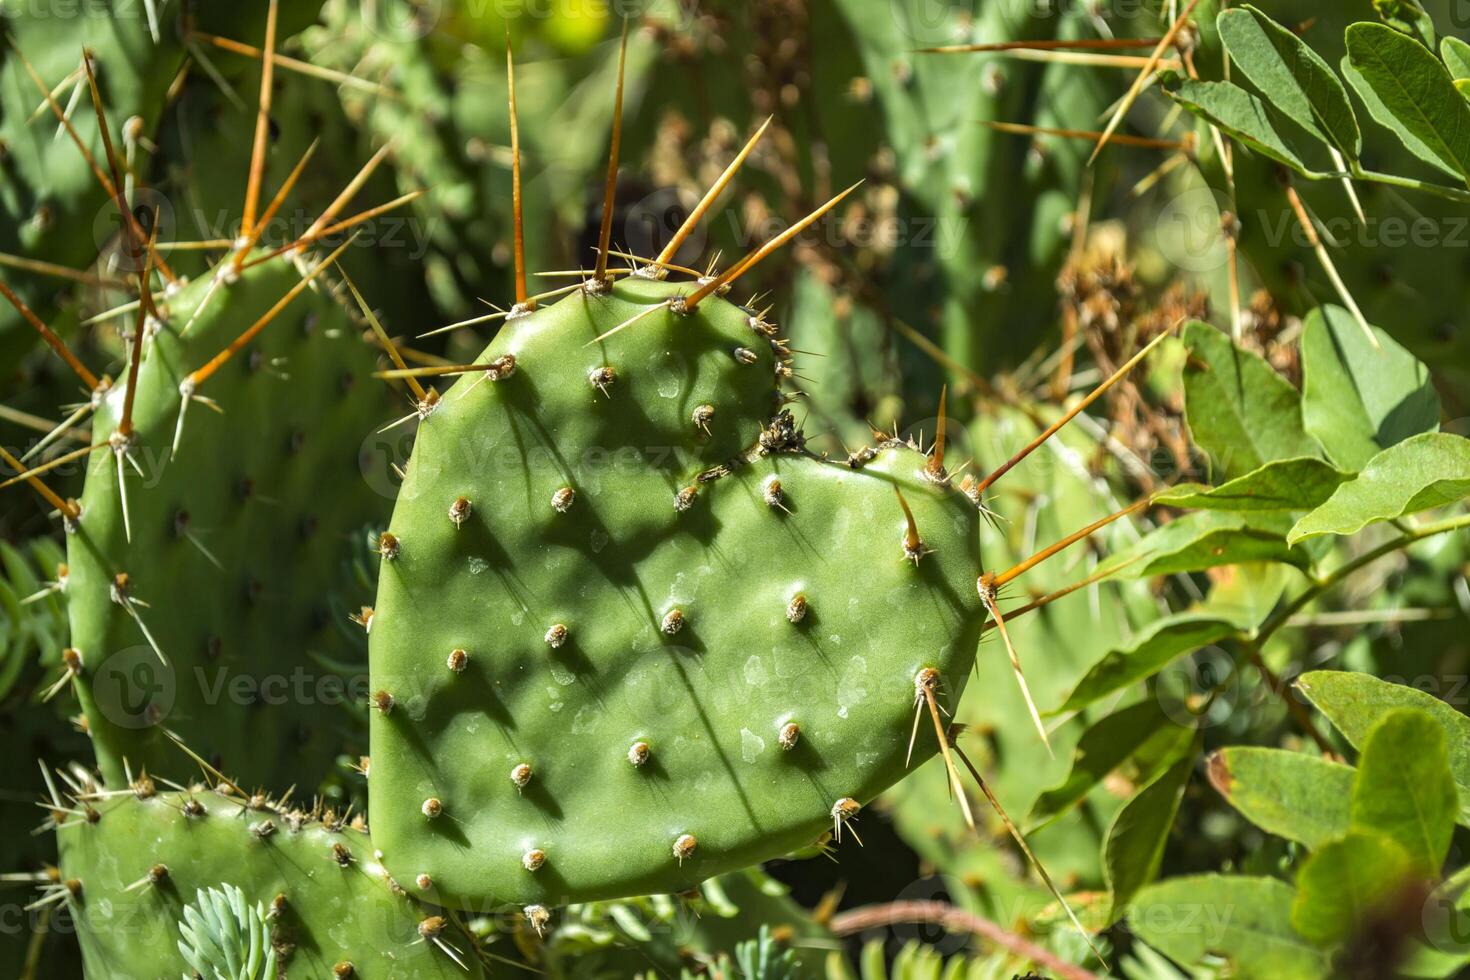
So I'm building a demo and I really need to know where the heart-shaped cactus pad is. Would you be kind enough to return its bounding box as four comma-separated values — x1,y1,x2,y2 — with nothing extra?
369,275,984,910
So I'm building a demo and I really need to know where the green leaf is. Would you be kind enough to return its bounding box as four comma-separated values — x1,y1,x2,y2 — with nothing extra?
1301,305,1441,471
1342,56,1464,180
1165,78,1318,175
1350,708,1457,876
177,883,276,980
1131,876,1328,979
1218,6,1360,158
1056,615,1237,714
1296,670,1470,825
1443,37,1470,81
1291,832,1414,946
1183,321,1321,480
1287,434,1470,544
1118,511,1312,576
1155,458,1351,512
1104,752,1194,921
1373,0,1437,48
1028,699,1195,830
1207,748,1353,850
1345,23,1470,183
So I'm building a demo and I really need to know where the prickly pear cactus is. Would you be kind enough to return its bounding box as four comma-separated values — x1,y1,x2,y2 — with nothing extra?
58,781,484,978
0,3,327,365
369,274,986,910
66,258,391,790
0,9,180,367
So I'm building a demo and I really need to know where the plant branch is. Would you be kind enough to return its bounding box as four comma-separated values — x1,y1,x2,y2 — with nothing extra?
828,901,1101,980
1258,511,1470,647
1224,512,1470,751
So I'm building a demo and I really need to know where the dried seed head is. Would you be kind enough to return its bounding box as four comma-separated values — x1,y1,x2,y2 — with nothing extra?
588,365,616,394
522,848,545,871
333,963,356,980
779,722,801,750
692,404,715,433
448,496,472,529
510,763,533,789
544,624,568,649
377,532,400,561
763,477,786,510
421,797,443,819
628,741,651,767
674,485,698,512
418,915,445,941
372,690,395,714
415,873,433,890
733,346,759,365
551,486,575,513
672,833,697,863
524,904,551,937
447,648,468,673
332,843,353,867
660,609,685,635
785,593,808,624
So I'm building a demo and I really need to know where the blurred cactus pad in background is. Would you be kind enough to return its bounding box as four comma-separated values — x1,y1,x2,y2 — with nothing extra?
2,0,1470,977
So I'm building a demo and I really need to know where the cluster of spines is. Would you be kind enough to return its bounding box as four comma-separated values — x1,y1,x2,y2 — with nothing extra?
3,14,1183,971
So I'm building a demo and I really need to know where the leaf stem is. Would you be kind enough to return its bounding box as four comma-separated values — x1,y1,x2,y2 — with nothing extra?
1257,511,1470,646
1209,511,1470,752
1348,164,1470,204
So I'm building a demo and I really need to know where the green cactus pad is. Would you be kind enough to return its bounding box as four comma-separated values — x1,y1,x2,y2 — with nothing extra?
369,276,985,909
66,257,391,790
58,785,484,978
